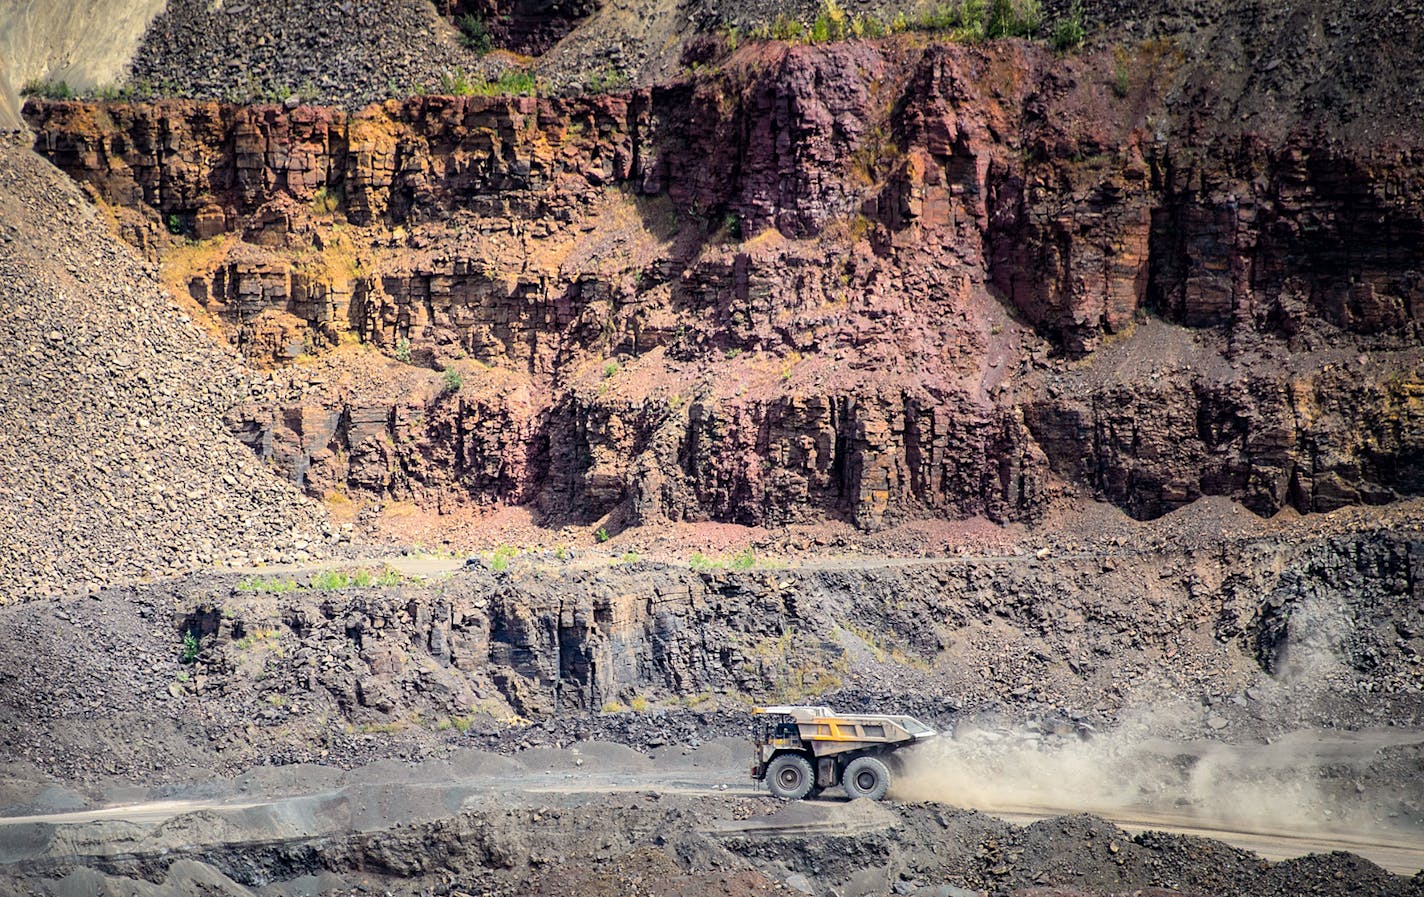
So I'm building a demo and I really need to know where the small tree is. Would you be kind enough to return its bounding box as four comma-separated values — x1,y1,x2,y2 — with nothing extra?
457,14,493,53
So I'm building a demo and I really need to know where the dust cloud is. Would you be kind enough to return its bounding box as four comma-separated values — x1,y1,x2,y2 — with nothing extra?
891,710,1424,839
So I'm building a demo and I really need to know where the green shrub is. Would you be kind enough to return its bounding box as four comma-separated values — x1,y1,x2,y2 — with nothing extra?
180,630,201,664
987,0,1042,38
723,212,742,240
958,0,987,39
310,184,341,215
236,576,299,593
690,548,760,570
394,337,412,363
594,527,610,543
165,214,183,235
771,14,805,40
376,566,403,587
443,368,464,393
603,360,620,379
1051,1,1086,51
587,66,629,93
489,69,539,95
855,14,887,38
619,551,640,564
810,0,850,42
311,570,352,590
915,3,960,30
439,67,477,96
457,14,493,53
437,67,540,97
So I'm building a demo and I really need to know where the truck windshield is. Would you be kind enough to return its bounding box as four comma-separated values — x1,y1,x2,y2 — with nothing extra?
899,717,934,736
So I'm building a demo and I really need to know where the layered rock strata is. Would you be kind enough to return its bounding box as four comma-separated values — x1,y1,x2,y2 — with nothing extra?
24,39,1424,527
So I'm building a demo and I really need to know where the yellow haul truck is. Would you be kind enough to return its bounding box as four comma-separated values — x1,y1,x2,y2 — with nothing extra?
750,705,937,800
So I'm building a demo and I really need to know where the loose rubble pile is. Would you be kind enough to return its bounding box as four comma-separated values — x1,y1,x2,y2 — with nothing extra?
129,0,489,108
119,0,1424,139
0,141,329,600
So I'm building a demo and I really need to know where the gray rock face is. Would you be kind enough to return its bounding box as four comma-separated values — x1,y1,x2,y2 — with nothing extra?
2,526,1418,787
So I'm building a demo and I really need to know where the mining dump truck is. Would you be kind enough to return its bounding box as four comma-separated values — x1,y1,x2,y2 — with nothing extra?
750,705,937,800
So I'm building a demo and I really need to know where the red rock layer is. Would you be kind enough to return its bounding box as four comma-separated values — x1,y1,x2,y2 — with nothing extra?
23,40,1424,527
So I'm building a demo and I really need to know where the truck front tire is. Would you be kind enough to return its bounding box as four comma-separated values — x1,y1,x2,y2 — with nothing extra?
766,754,815,799
842,756,890,800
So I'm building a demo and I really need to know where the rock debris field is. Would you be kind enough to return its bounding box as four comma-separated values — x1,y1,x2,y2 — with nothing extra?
0,140,328,600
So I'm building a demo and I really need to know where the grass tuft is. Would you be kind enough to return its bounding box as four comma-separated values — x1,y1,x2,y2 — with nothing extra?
488,544,519,572
180,630,201,664
1051,0,1086,51
437,66,539,97
237,576,299,593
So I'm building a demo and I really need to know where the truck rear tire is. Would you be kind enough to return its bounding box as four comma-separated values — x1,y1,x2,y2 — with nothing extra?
766,754,815,799
842,756,890,800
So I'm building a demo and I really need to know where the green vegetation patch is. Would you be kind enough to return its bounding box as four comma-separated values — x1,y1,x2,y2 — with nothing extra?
236,567,402,594
436,67,540,97
689,548,765,571
20,79,75,99
728,0,1071,48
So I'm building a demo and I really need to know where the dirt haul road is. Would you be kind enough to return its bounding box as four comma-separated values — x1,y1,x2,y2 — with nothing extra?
1,737,1420,897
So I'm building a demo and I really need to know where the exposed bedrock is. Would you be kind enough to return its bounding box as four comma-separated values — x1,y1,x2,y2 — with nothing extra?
4,530,1413,780
22,40,1424,526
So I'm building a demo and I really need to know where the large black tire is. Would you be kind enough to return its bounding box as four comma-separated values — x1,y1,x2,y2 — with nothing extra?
842,756,891,800
765,754,815,799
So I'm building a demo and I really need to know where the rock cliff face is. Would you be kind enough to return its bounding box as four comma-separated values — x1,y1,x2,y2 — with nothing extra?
8,528,1413,781
23,38,1424,527
249,532,1412,723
